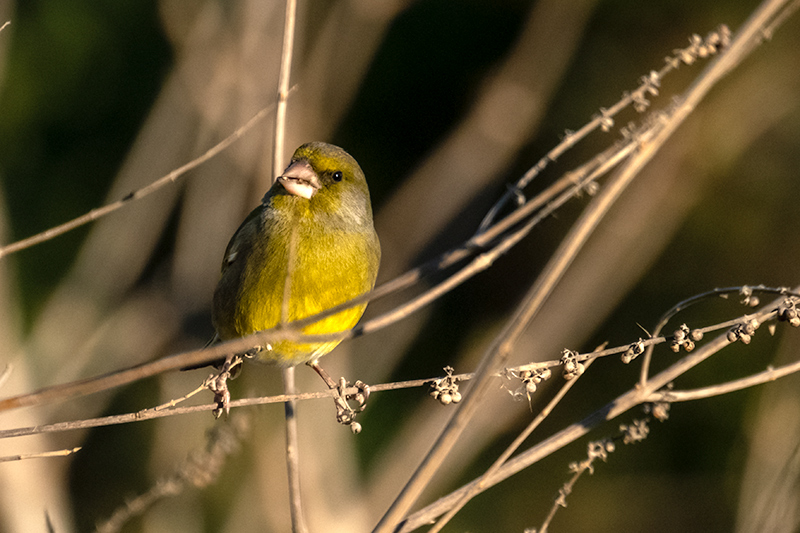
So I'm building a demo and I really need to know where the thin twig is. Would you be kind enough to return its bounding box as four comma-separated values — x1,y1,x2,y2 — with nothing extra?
283,367,308,533
476,22,729,233
639,285,792,385
272,0,297,181
386,3,798,528
372,55,676,533
96,416,249,533
0,100,283,259
398,291,794,531
0,446,81,462
0,374,457,440
272,1,307,531
537,437,616,533
429,357,597,532
647,358,800,402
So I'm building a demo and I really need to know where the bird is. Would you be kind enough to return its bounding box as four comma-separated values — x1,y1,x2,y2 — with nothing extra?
210,142,381,389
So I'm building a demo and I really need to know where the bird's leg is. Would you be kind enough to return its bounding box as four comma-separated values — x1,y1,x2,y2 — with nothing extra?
307,360,370,433
307,359,337,388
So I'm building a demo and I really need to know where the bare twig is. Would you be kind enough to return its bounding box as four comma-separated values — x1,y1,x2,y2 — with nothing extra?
0,101,283,259
387,2,799,528
647,358,800,402
0,447,81,463
271,1,307,530
398,291,795,531
0,291,796,447
283,367,308,533
95,416,248,533
0,376,449,440
272,0,297,181
428,357,596,532
476,23,730,233
639,285,790,385
537,437,616,533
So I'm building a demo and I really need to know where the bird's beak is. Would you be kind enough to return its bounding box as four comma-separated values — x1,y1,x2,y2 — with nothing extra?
277,160,321,199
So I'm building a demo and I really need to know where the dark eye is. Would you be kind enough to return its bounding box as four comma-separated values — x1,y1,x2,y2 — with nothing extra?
332,170,343,182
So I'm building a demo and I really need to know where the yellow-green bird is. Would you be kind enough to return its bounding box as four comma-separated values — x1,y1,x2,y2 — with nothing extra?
211,142,380,369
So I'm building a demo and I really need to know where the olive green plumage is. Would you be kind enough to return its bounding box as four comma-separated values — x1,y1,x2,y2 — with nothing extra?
212,142,380,365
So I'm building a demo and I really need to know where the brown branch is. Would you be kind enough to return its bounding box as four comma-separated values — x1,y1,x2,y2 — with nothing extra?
95,416,249,533
428,356,598,533
0,372,465,439
0,284,792,420
399,291,796,531
389,1,800,527
648,358,800,402
477,23,730,232
0,100,284,259
0,447,81,463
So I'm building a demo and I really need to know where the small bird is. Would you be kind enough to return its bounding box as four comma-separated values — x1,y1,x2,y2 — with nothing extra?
211,142,381,376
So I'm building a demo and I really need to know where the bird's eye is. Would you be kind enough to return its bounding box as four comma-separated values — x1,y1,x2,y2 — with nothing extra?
332,170,343,182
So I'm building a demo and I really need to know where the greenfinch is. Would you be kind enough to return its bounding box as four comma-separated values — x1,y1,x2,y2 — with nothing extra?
211,142,380,367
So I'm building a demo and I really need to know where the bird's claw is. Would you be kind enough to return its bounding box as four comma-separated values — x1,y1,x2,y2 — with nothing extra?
206,355,244,418
307,360,370,432
333,378,370,433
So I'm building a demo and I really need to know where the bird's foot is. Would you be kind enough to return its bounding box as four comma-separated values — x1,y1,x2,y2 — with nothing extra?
333,378,370,434
207,354,244,418
308,360,370,433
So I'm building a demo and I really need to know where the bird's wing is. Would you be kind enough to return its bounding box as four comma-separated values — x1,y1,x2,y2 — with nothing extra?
219,206,263,275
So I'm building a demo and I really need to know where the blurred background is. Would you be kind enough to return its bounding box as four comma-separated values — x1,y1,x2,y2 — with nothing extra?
0,0,799,532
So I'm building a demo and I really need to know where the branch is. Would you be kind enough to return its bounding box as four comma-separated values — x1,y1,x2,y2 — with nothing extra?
0,99,287,259
428,356,597,533
269,0,307,530
0,290,796,446
0,447,81,463
372,21,732,528
647,358,800,402
272,0,297,179
388,0,800,525
398,289,797,531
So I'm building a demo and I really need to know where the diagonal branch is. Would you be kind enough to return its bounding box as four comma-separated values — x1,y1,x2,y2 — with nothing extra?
0,97,291,259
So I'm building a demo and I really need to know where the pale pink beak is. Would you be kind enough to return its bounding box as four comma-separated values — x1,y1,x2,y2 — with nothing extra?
277,160,321,199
